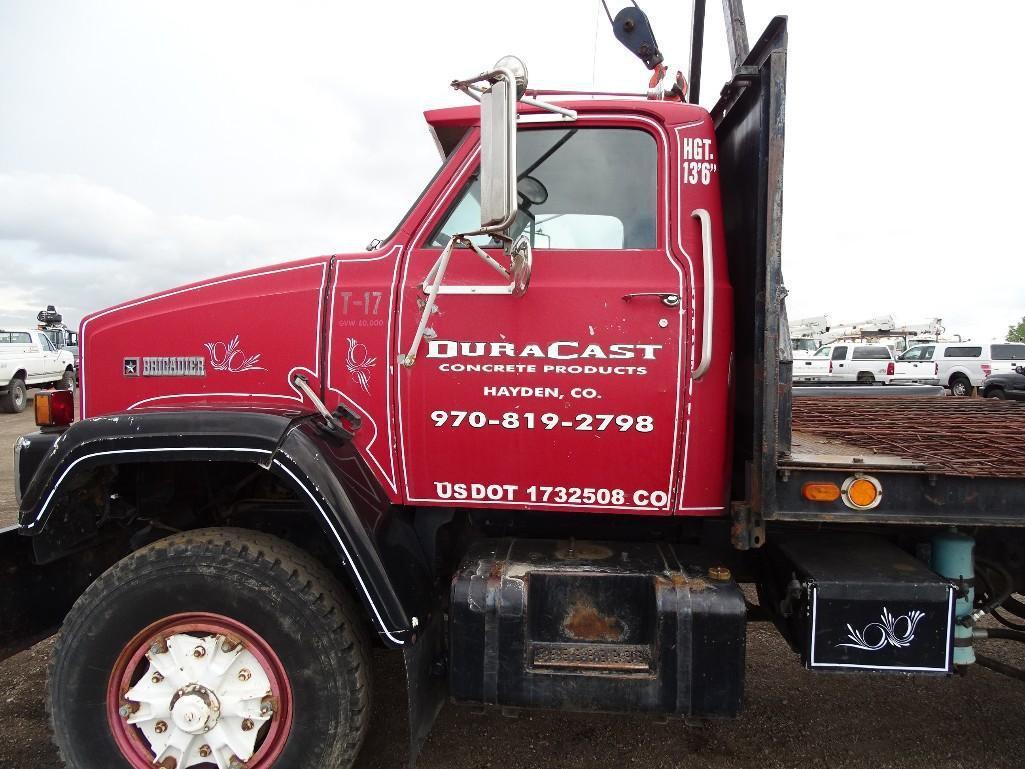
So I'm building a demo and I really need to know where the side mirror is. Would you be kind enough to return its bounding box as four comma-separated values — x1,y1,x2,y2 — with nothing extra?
478,56,527,236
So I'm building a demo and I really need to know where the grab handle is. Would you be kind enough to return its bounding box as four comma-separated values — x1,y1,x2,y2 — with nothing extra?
691,208,714,380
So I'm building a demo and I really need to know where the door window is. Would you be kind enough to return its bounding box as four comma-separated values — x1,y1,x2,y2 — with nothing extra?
899,347,923,361
831,346,848,361
920,346,935,360
429,128,658,250
0,331,32,344
37,333,56,352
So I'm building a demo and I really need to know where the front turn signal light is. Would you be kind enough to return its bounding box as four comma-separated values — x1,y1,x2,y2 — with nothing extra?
842,475,882,510
802,482,841,502
35,390,74,428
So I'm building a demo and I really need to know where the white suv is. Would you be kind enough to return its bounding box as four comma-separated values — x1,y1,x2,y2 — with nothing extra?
900,342,1025,396
793,343,895,385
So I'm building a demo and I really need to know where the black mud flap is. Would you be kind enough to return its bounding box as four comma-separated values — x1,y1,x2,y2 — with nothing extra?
770,535,955,674
402,611,447,768
0,524,119,661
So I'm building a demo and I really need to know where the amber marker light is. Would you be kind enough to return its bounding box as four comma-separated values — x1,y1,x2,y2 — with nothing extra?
801,482,841,503
35,390,75,428
841,475,882,510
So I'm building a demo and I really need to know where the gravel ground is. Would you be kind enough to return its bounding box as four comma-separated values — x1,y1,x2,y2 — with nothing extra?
2,406,1025,768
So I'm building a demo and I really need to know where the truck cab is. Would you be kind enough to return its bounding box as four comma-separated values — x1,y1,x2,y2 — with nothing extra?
74,98,733,517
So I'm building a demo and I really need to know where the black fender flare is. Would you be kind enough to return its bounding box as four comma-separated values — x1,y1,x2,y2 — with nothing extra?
18,410,423,646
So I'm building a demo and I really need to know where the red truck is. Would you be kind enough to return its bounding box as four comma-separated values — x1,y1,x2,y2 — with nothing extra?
4,5,1025,769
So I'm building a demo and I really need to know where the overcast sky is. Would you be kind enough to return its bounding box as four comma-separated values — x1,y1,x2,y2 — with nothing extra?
1,1,1022,341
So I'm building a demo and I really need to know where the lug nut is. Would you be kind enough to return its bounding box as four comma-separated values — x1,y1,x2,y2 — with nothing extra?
241,718,254,731
708,566,732,582
149,637,168,655
199,745,212,758
154,720,168,734
118,703,138,719
156,759,177,769
229,756,246,769
193,646,206,658
151,672,164,684
237,668,252,682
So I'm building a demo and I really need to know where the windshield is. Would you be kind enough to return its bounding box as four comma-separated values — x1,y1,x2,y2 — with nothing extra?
371,130,470,249
792,339,818,353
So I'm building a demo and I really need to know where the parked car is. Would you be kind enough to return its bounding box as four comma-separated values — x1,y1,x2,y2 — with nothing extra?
0,328,77,413
793,342,895,384
892,344,941,385
899,342,1025,396
980,366,1025,401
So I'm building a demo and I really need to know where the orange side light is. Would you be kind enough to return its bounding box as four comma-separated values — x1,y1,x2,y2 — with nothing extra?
34,393,51,426
846,478,879,508
802,482,841,503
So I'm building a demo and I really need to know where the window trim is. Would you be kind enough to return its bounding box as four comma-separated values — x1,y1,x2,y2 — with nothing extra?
416,121,666,252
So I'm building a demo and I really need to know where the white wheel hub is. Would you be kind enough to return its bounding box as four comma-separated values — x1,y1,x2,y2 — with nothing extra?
121,632,275,768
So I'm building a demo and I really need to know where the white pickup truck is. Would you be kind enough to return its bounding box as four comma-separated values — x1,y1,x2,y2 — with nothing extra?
0,328,76,413
793,342,895,385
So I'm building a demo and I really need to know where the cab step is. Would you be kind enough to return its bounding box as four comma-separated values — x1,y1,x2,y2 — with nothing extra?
449,539,746,717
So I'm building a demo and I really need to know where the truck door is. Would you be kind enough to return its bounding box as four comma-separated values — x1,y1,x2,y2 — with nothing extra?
35,332,61,380
397,124,685,514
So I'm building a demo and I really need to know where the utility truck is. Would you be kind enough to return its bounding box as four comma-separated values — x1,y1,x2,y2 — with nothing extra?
4,5,1025,769
0,327,76,413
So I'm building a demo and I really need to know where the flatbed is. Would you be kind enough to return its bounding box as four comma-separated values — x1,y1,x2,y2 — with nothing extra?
792,397,1025,479
756,397,1025,529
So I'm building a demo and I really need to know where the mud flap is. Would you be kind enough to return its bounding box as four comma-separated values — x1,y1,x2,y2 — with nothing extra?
0,524,120,661
402,611,447,768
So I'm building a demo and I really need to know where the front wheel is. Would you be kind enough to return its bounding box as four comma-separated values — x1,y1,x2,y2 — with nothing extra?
55,368,76,393
986,388,1007,399
1,377,27,413
49,528,371,769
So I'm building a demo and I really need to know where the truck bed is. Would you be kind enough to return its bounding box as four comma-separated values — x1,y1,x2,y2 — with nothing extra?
789,397,1025,479
766,397,1025,527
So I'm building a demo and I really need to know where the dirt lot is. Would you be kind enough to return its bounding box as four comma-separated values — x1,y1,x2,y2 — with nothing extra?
2,405,1025,768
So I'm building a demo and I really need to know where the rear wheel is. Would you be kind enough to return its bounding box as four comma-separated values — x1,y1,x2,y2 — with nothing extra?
986,388,1007,399
1,377,27,413
950,375,972,397
49,528,371,769
856,372,876,385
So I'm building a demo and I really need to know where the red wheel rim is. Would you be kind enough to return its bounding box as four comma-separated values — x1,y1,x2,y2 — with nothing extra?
107,612,293,768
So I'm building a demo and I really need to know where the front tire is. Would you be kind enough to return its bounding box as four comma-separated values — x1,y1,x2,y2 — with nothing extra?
986,388,1007,399
49,528,371,769
1,377,27,413
56,368,76,393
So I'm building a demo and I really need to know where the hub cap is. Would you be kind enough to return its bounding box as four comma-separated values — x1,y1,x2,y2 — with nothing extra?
108,614,292,769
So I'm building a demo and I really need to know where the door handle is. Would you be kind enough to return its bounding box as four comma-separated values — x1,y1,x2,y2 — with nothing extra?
622,292,681,307
691,208,714,380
